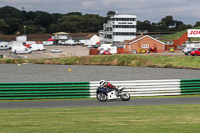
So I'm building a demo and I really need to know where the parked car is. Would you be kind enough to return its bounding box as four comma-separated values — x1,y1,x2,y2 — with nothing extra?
183,47,196,55
190,48,200,56
87,45,98,49
51,49,63,53
102,50,111,55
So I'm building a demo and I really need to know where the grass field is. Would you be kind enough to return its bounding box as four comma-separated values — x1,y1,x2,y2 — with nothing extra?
0,104,200,133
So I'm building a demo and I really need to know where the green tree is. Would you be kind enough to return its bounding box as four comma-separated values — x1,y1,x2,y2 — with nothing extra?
66,12,82,16
49,24,60,33
5,18,22,34
34,11,53,28
157,21,168,31
194,21,200,27
19,25,36,34
0,19,9,34
106,11,116,17
0,6,22,19
51,13,63,24
174,20,184,29
83,14,104,32
58,15,84,32
137,20,151,31
161,15,175,27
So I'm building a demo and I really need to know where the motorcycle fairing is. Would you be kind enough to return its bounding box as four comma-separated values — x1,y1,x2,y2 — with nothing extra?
107,90,118,99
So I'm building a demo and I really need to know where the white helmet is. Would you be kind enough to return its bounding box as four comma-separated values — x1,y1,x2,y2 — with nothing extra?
100,80,106,86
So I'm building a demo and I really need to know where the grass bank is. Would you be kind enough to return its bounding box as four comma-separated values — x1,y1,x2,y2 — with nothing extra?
159,26,200,42
0,104,200,133
0,54,200,69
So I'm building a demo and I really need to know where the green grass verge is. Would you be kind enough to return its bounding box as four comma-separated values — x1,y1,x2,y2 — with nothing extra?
159,26,200,41
160,30,186,41
0,54,200,69
0,104,200,133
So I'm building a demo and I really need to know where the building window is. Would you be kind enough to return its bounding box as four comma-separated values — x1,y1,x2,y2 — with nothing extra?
111,18,136,21
113,32,136,36
113,25,136,28
142,44,149,48
106,27,112,31
107,35,112,39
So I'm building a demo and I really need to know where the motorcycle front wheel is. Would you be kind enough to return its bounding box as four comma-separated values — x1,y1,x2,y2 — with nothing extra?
97,92,108,102
120,91,130,101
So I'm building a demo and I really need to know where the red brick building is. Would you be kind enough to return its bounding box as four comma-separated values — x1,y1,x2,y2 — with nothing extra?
124,35,164,53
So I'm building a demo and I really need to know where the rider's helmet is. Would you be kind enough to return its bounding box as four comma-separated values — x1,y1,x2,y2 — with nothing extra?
100,80,106,86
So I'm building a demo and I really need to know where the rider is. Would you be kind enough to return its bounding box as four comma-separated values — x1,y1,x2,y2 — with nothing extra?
99,79,119,92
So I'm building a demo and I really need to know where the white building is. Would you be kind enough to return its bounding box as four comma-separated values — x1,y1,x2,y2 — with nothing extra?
84,35,100,46
99,13,137,45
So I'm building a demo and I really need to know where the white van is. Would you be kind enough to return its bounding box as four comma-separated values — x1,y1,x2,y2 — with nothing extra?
13,47,32,54
29,44,45,51
98,44,117,55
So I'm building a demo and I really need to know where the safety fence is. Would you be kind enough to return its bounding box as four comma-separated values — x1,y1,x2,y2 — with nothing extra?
0,79,200,100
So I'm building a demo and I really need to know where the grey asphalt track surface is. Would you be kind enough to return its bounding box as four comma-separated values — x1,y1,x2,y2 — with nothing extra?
1,97,200,109
1,64,200,109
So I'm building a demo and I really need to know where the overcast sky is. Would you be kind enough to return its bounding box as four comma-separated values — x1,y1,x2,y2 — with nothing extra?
1,0,200,25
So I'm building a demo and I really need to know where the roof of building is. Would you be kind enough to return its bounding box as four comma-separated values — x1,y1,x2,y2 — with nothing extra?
53,32,69,35
124,35,164,45
111,14,136,18
85,34,98,39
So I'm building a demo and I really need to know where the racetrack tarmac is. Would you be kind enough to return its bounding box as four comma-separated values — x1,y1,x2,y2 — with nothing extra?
1,97,200,109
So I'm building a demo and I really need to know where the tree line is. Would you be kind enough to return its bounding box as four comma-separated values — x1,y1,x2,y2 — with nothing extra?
0,6,200,35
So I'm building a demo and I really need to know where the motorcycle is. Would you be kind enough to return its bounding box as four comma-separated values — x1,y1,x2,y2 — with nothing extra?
96,86,130,102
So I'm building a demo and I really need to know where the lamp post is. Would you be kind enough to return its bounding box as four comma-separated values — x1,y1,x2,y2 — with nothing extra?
23,26,26,35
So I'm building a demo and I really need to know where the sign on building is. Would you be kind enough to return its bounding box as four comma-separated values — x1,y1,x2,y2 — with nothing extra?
187,29,200,38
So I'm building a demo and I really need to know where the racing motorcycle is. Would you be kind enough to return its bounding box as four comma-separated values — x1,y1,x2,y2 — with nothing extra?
96,86,130,102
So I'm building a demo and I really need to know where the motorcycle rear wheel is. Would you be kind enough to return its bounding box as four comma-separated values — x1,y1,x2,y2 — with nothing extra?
97,92,108,102
120,91,130,101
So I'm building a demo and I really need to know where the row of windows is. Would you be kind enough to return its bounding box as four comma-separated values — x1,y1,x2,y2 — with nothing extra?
142,44,149,48
105,32,136,38
113,32,136,36
113,25,136,28
110,18,136,21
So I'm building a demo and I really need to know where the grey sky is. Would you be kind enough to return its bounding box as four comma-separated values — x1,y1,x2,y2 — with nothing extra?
1,0,200,25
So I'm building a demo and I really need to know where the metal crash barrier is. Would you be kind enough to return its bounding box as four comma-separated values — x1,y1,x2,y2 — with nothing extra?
89,79,200,98
0,82,90,100
0,79,200,100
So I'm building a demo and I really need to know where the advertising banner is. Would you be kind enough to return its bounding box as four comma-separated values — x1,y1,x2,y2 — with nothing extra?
187,29,200,38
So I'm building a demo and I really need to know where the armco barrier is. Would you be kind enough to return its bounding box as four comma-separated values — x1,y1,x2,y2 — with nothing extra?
1,79,200,100
89,79,182,98
180,79,200,95
90,79,200,98
0,82,90,100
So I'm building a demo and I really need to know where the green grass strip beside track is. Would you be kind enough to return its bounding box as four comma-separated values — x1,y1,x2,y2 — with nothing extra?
1,105,200,133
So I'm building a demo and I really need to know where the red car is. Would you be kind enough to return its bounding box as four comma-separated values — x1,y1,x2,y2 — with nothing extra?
102,50,111,55
190,48,200,56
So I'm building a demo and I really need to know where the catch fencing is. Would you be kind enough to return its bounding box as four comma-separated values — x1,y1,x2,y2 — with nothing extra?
0,79,200,100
